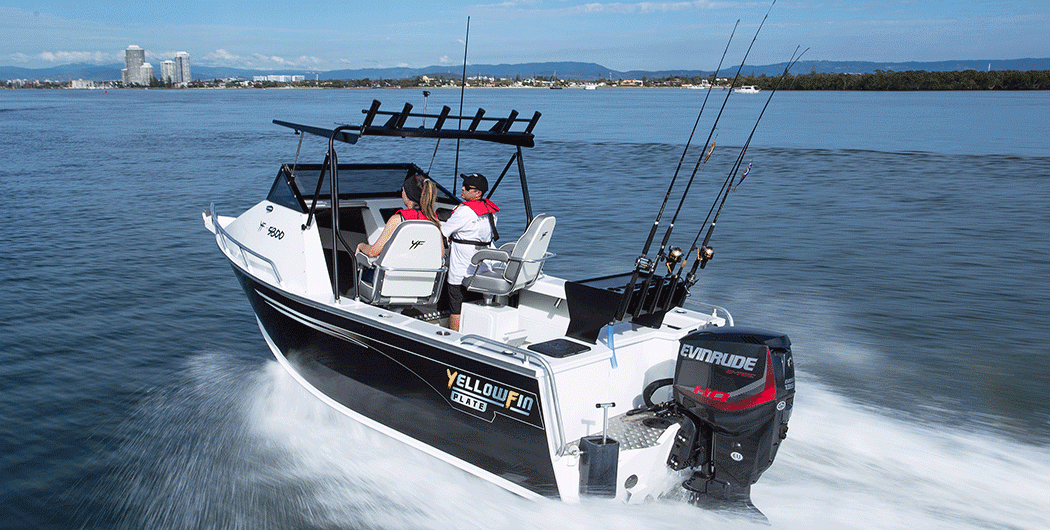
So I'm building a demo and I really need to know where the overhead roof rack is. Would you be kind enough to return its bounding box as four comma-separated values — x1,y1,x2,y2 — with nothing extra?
273,99,542,148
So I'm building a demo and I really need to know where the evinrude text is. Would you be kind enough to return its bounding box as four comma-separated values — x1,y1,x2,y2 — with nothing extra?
679,343,759,372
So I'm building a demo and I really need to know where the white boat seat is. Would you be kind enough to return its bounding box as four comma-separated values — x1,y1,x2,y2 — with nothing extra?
356,220,447,306
464,214,555,304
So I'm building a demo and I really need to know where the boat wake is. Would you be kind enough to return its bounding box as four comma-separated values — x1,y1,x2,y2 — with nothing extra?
244,359,769,530
250,361,1049,530
91,348,1049,529
752,373,1050,529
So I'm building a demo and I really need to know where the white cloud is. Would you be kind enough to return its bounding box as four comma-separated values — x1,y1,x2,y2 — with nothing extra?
471,0,722,17
574,1,716,15
22,50,116,64
200,49,323,69
202,49,241,64
473,0,542,7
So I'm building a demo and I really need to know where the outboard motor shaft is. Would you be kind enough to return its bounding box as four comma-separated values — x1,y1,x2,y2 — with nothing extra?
669,327,794,507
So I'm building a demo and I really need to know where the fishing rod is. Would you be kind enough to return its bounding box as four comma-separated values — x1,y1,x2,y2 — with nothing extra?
665,48,807,308
617,21,734,314
613,18,755,321
609,23,739,319
453,16,470,192
629,1,778,319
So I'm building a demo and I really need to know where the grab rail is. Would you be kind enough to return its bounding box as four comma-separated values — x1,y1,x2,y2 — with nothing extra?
459,334,568,456
482,252,556,267
210,205,283,286
515,251,556,264
684,300,734,326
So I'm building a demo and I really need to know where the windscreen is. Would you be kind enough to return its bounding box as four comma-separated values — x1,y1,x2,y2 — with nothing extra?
287,163,419,202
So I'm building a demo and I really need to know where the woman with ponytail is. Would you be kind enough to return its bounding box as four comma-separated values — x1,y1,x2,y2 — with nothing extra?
356,173,443,257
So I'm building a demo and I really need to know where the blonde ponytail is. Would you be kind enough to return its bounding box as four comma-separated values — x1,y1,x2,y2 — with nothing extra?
420,178,440,227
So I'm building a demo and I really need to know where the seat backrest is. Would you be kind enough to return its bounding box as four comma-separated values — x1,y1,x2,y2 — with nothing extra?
369,220,445,304
503,214,556,290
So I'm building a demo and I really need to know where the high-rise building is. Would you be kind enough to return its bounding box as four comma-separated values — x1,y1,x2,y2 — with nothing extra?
174,52,191,85
161,60,177,84
121,45,156,86
122,45,146,85
140,62,154,84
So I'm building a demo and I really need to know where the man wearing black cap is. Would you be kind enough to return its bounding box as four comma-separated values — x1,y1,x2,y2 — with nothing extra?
442,173,500,331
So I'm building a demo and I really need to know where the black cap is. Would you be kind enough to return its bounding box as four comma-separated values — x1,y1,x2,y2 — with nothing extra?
461,173,488,193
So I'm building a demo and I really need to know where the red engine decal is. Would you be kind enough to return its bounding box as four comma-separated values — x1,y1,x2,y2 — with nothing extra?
691,386,730,402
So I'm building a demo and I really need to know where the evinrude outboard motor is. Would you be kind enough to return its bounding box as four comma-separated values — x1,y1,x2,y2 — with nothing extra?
666,326,794,510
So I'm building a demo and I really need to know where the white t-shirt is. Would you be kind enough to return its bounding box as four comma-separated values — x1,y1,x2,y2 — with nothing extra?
441,204,498,285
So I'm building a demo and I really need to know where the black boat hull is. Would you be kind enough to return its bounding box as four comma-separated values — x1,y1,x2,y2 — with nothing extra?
233,267,560,497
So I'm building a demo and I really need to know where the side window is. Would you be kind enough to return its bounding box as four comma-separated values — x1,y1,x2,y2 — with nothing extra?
266,170,304,212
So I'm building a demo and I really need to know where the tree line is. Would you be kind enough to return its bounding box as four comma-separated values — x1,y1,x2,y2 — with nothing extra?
734,69,1050,91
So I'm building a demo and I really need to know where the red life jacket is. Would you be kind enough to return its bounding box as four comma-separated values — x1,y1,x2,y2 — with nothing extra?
462,199,500,216
449,199,500,245
398,208,427,221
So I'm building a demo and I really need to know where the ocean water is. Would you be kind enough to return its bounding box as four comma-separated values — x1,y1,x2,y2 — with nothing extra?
1,87,1047,529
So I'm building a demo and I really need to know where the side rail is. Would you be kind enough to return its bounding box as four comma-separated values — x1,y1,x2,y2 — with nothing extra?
459,334,568,457
683,300,734,326
209,205,284,286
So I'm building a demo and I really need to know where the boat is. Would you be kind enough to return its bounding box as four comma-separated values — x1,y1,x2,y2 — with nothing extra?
203,99,795,515
734,85,760,94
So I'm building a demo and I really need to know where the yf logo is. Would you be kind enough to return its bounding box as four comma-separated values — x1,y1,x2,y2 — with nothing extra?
409,240,425,250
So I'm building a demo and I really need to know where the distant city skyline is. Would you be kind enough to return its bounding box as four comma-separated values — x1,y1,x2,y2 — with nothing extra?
121,45,189,85
4,1,1049,72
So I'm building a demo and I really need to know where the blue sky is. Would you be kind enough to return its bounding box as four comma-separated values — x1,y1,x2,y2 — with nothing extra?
3,1,1048,71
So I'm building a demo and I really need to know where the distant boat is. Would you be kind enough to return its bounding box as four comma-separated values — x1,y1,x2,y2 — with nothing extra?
734,85,760,94
584,84,597,90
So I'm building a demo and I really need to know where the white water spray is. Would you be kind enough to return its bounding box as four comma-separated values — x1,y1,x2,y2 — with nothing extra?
245,359,1049,529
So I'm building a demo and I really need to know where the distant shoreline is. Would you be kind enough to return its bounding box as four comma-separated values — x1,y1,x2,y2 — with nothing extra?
6,58,1050,83
7,68,1050,92
5,85,1050,91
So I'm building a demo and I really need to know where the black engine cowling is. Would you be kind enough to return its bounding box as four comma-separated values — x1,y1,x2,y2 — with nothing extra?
668,326,795,504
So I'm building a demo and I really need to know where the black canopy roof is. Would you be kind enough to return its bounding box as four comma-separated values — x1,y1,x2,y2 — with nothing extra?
274,99,541,148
